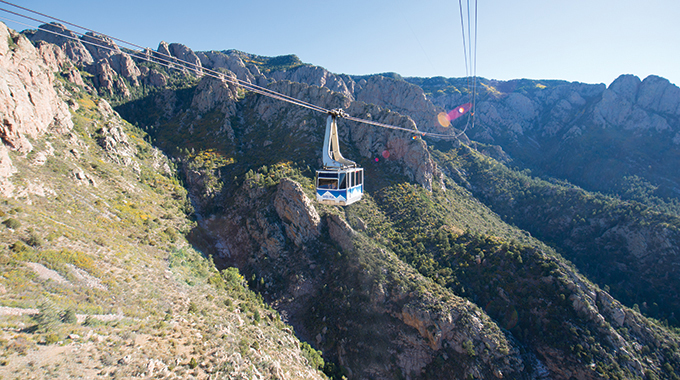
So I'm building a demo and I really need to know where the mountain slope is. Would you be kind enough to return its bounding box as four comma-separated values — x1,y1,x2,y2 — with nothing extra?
0,22,325,379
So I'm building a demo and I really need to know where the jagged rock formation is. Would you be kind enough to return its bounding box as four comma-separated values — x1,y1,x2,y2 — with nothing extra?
26,23,183,97
95,99,139,169
158,41,203,76
420,75,680,200
197,50,269,87
29,22,94,66
269,65,354,99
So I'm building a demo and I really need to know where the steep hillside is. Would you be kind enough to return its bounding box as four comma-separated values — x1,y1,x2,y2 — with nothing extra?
0,23,325,379
16,21,680,380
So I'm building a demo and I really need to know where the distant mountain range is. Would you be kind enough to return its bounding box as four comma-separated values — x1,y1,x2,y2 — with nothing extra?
0,21,678,379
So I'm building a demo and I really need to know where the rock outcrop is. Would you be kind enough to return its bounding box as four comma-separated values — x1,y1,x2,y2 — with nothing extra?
28,24,212,98
95,100,138,168
198,50,267,86
28,22,94,66
0,23,73,152
353,75,442,133
269,65,354,99
190,72,240,113
274,179,321,248
158,41,203,76
345,102,441,190
0,22,73,196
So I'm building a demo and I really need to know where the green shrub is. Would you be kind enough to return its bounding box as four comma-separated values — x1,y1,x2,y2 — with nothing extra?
188,301,198,314
463,340,475,357
238,339,250,355
221,267,245,288
34,301,61,333
10,241,29,254
26,228,43,247
3,218,20,229
44,333,60,345
83,315,104,327
164,227,179,242
188,357,198,369
301,342,324,370
61,308,78,324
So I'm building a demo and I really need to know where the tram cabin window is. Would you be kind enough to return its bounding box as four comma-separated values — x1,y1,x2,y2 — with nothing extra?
339,173,347,189
318,178,338,189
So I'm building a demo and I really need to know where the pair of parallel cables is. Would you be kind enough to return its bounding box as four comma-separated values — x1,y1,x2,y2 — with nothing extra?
0,0,474,140
454,0,479,138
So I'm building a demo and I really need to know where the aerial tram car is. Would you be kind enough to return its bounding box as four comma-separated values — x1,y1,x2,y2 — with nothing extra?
315,109,364,206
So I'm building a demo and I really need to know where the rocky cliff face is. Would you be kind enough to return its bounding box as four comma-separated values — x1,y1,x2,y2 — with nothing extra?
158,41,203,76
0,22,73,196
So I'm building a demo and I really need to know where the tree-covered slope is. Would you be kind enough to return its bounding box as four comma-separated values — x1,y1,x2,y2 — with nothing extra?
436,143,680,326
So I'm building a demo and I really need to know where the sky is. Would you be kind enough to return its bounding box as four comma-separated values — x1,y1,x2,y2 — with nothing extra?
2,0,679,86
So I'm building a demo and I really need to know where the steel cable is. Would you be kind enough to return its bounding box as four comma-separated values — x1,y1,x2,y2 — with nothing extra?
0,0,459,139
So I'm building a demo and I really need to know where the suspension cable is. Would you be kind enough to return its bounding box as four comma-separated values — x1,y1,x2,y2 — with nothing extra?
452,0,478,139
0,1,458,139
0,0,329,114
0,8,321,114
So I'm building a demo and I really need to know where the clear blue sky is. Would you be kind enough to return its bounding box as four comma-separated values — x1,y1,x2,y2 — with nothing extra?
3,0,679,86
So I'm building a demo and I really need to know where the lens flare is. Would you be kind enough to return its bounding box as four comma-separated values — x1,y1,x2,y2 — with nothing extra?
505,307,519,330
437,112,450,128
382,150,390,159
437,102,472,127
